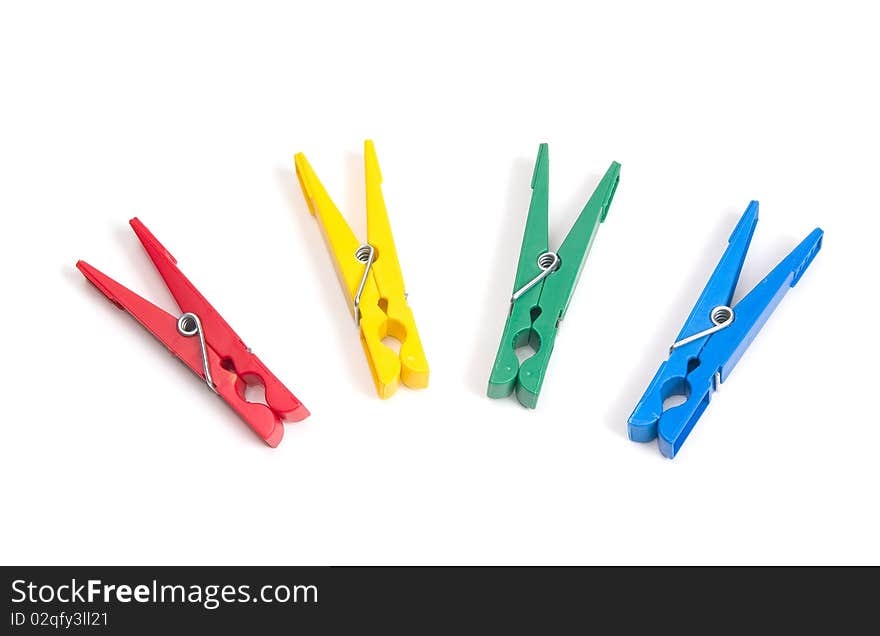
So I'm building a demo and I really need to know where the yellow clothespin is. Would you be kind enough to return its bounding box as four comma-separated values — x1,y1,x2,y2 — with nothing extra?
295,140,429,398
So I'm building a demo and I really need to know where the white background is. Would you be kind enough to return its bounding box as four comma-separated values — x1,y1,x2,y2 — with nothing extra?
1,1,878,565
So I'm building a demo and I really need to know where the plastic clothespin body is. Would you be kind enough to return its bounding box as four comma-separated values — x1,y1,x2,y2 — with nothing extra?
628,201,823,458
488,144,620,408
77,219,309,447
295,141,428,399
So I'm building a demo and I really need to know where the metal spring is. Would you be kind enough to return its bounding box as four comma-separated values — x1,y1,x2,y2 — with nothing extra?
177,312,217,393
537,252,558,269
711,306,732,325
353,244,376,325
511,251,560,305
670,304,735,352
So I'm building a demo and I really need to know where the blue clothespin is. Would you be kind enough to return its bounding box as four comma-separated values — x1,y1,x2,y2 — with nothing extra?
628,201,823,458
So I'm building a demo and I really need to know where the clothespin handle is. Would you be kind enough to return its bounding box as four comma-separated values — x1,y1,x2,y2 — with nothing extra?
129,218,308,422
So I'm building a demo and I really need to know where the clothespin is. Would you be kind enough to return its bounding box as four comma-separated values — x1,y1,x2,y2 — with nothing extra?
77,219,309,447
488,144,621,408
294,140,429,399
628,201,823,458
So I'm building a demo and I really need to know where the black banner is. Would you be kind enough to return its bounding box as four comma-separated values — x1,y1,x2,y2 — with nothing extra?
2,566,873,633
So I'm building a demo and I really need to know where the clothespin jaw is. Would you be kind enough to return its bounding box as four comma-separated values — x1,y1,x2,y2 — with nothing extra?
487,144,620,408
77,220,309,447
363,140,429,393
486,144,550,404
627,202,823,458
295,141,429,399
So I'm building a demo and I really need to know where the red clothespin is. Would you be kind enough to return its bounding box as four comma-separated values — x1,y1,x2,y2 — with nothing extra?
77,218,309,447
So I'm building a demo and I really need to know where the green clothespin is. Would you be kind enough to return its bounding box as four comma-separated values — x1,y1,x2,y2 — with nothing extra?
487,144,620,408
